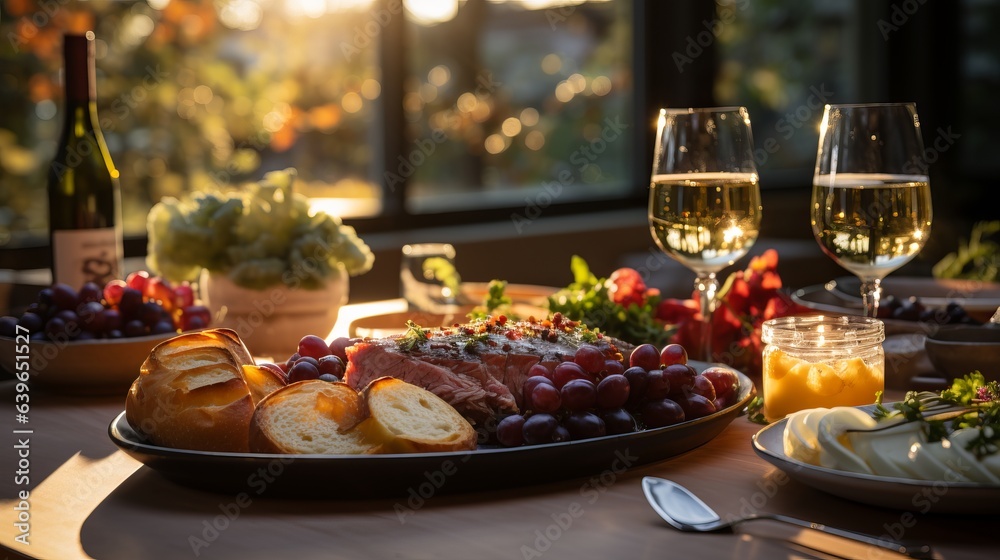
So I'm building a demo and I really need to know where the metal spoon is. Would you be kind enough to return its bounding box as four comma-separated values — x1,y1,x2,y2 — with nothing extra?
642,477,934,559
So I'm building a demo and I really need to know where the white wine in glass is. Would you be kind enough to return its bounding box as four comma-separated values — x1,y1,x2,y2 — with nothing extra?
649,173,761,274
649,108,762,361
812,104,932,317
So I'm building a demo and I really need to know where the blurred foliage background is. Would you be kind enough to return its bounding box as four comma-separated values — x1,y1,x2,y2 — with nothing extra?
0,0,633,246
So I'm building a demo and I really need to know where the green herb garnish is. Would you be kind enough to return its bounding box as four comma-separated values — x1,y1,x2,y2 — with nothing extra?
397,320,430,352
746,396,767,425
469,279,513,321
875,372,1000,459
547,256,673,347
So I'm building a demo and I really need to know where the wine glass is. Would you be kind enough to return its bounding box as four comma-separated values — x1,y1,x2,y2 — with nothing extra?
812,103,932,318
649,107,762,362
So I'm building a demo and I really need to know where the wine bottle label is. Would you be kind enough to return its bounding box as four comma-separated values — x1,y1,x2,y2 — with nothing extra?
52,228,121,287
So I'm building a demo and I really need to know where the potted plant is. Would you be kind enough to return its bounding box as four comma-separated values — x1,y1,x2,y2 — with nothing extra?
145,168,374,357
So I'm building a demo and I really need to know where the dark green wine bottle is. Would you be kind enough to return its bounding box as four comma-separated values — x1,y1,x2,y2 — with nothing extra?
47,31,123,287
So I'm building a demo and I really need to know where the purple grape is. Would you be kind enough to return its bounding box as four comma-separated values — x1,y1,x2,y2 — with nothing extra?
287,361,321,383
36,288,53,306
563,412,606,441
629,343,660,371
328,337,354,362
139,301,165,327
102,309,122,332
641,399,685,428
298,335,332,360
317,373,340,383
645,369,671,400
44,317,70,340
17,313,43,334
623,366,649,409
530,383,562,413
296,356,320,368
573,344,605,374
123,319,147,337
78,281,102,304
150,320,177,335
596,374,630,409
54,309,79,325
77,301,106,332
317,355,345,377
600,408,638,435
522,413,558,445
522,375,554,405
35,289,54,317
552,425,571,443
663,363,697,397
560,378,597,412
527,363,554,382
51,283,78,310
1,316,18,337
118,288,143,320
553,361,592,388
497,414,526,447
603,359,625,376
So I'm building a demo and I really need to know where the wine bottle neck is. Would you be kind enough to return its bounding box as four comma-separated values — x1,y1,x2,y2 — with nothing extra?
63,33,96,104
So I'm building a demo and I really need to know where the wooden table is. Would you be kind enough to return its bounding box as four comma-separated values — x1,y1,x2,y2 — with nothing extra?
1,301,995,560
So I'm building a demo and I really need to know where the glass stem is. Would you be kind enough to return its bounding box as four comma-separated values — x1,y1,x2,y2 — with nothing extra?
695,273,719,362
860,277,882,318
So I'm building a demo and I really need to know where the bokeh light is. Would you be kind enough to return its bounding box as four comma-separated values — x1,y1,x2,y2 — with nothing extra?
501,117,522,137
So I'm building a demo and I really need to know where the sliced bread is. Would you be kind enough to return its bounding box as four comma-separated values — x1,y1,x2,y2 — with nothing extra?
362,377,477,453
248,381,377,454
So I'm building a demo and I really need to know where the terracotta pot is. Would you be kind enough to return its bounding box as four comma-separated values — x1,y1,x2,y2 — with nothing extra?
199,270,348,359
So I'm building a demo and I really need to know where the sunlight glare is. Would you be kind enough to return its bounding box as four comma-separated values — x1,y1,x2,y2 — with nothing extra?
219,0,263,31
404,0,459,25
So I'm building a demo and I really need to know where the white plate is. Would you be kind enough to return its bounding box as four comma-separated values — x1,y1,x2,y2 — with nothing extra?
0,332,178,395
752,407,1000,514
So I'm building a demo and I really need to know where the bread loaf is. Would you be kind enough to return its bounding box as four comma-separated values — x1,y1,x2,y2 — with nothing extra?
125,328,282,452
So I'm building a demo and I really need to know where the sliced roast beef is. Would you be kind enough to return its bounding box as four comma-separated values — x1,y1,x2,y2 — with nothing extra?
344,316,630,422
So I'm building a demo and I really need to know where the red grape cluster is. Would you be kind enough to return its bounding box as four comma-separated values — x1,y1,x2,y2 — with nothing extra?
0,271,211,341
496,343,741,447
257,335,359,385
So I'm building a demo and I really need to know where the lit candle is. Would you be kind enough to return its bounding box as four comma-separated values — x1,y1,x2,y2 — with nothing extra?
760,315,884,422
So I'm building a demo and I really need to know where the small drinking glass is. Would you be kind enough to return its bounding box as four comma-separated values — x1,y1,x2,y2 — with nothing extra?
400,243,462,313
812,103,933,317
648,107,762,361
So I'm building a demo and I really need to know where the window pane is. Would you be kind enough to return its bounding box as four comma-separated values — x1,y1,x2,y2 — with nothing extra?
959,0,999,175
0,0,382,246
714,1,859,177
401,0,634,213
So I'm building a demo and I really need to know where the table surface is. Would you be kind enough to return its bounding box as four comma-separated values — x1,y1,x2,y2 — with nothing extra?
1,300,996,560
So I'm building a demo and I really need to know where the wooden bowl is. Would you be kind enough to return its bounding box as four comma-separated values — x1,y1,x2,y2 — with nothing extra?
923,325,1000,382
0,331,180,395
